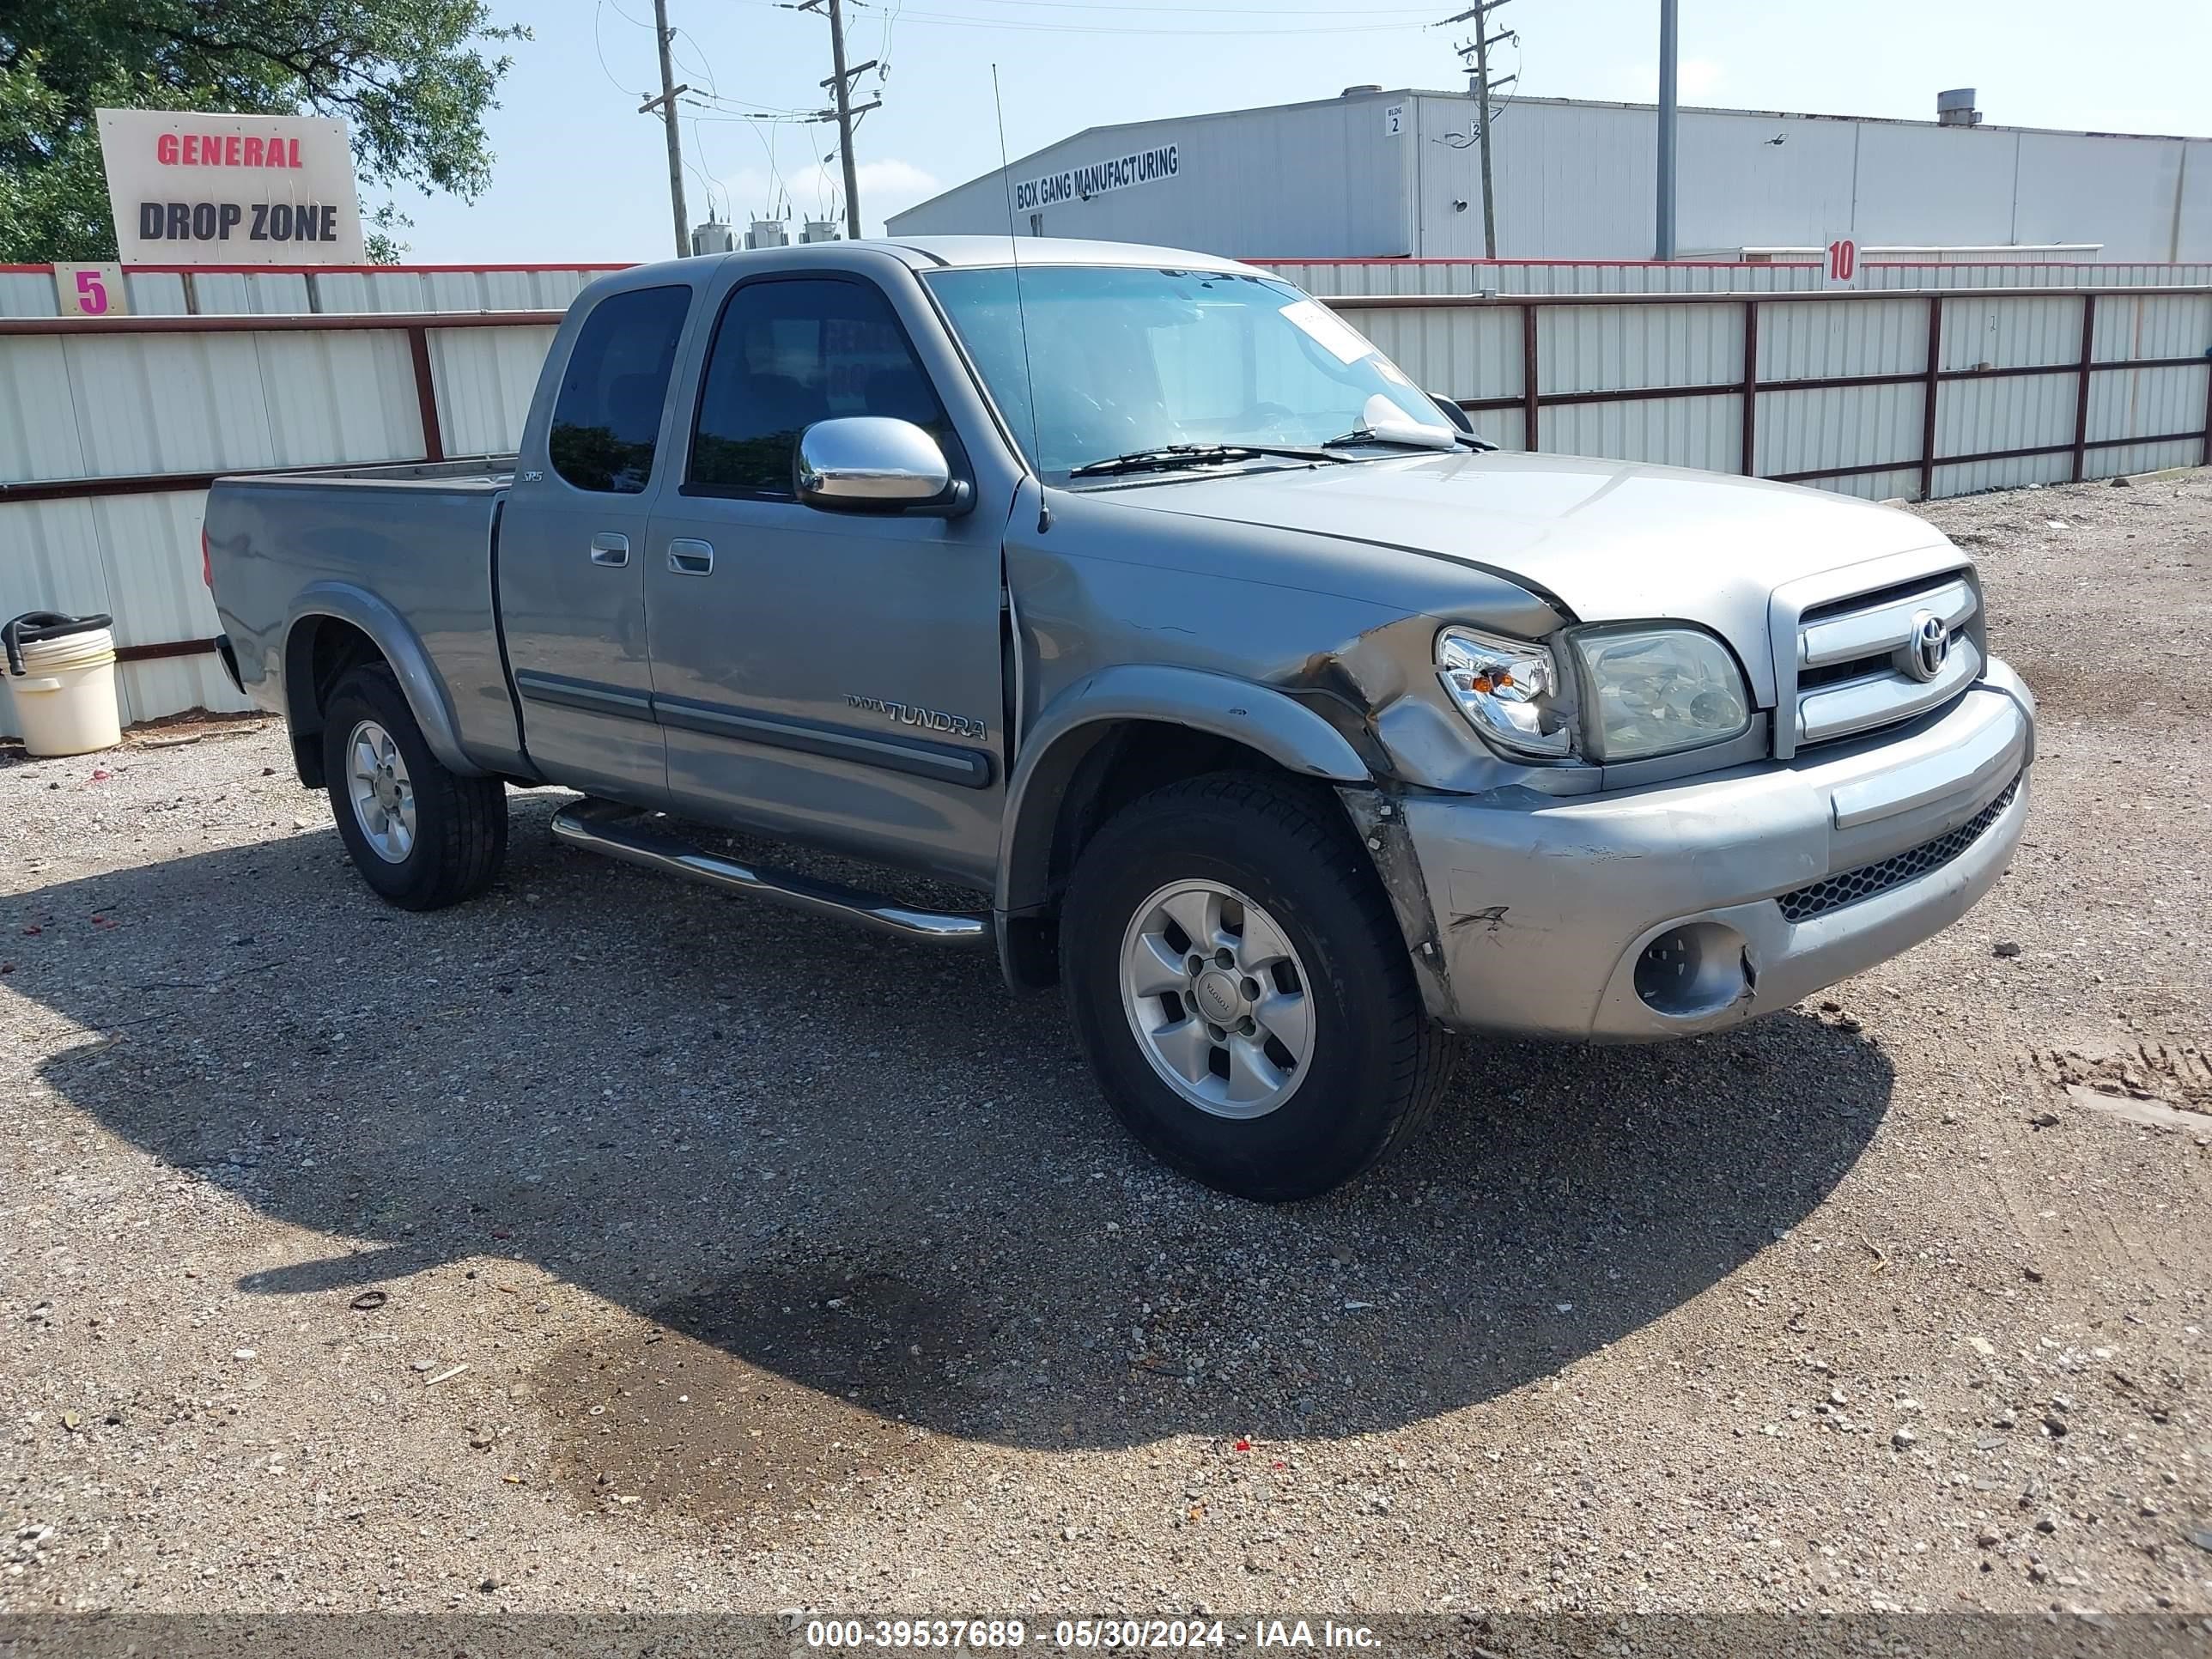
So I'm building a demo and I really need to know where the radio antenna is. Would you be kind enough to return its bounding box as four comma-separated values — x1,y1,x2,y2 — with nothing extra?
990,64,1047,524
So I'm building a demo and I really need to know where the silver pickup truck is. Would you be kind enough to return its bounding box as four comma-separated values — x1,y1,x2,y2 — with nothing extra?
206,236,2034,1200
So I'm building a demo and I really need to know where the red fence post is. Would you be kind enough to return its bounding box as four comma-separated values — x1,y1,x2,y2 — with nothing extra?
2203,353,2212,468
2069,293,2097,483
1918,296,1944,501
406,325,446,464
1740,299,1759,477
1519,304,1540,453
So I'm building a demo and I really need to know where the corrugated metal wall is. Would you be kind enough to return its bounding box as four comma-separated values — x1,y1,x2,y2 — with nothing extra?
0,264,588,737
892,92,2212,264
4,261,2208,738
0,263,613,319
1268,259,2212,296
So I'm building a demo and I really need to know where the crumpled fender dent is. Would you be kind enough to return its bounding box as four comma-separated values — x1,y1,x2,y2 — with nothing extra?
1337,785,1455,1021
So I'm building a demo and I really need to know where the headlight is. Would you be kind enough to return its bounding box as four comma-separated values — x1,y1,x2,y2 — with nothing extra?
1436,627,1573,759
1569,625,1749,762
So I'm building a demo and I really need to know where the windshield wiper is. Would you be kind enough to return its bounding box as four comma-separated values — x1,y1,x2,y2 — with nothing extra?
1322,424,1471,452
1067,442,1341,478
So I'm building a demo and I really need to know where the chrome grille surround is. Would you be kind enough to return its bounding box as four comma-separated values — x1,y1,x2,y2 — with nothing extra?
1769,557,1984,759
1777,774,2021,923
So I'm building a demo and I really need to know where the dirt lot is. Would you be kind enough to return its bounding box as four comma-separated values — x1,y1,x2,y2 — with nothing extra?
3,471,2209,1626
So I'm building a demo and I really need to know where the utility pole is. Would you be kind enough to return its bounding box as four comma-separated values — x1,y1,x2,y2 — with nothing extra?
1656,0,1679,258
1443,0,1516,259
640,0,690,258
801,0,872,238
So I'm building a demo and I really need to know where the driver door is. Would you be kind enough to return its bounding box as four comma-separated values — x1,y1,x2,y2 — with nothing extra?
641,266,1009,890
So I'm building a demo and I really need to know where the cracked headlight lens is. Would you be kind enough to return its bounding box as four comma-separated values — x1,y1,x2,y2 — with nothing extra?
1570,625,1749,763
1436,627,1573,760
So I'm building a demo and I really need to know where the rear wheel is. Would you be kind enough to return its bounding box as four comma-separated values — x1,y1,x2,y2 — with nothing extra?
320,663,507,910
1060,772,1449,1201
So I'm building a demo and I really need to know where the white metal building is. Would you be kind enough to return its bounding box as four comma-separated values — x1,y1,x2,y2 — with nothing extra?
887,89,2212,264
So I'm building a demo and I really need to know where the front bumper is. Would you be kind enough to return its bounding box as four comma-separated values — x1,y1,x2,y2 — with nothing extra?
1395,659,2035,1042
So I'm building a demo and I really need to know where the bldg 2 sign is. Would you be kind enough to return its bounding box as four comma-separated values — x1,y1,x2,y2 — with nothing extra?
94,109,366,264
1012,144,1180,212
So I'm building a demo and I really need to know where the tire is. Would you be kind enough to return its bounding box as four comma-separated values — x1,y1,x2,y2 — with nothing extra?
1060,771,1450,1202
320,663,507,911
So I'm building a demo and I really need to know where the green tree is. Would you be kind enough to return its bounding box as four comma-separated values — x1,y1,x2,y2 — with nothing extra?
0,0,527,263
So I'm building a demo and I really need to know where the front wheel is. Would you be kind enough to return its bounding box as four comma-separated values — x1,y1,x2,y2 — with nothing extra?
1060,773,1449,1202
320,663,507,910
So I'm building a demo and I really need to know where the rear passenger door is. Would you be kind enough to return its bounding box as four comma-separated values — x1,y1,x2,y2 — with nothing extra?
498,281,696,803
641,268,1010,889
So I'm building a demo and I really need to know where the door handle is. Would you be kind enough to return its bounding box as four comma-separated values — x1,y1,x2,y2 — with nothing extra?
589,532,629,568
667,538,715,576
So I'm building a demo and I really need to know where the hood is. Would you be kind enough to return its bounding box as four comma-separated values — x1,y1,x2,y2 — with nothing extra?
1095,449,1961,703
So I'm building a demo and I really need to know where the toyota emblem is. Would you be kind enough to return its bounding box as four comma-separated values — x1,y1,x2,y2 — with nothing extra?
1906,611,1951,682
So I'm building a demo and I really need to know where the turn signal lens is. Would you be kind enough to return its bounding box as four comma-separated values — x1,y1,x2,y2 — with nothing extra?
1436,627,1573,760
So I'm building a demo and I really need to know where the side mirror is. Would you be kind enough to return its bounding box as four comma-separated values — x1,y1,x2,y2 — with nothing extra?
1429,392,1476,436
794,416,971,515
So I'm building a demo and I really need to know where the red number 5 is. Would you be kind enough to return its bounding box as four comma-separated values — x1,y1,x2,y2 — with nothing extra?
76,270,109,315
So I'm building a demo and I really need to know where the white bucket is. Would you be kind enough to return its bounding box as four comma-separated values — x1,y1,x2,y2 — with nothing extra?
6,625,123,757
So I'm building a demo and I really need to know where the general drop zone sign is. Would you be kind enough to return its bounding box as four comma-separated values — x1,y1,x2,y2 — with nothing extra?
1013,144,1179,212
95,109,366,264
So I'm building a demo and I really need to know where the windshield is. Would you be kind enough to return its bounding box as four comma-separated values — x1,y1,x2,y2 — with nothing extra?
922,264,1457,477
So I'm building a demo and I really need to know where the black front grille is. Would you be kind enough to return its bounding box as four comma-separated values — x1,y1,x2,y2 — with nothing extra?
1778,775,2022,924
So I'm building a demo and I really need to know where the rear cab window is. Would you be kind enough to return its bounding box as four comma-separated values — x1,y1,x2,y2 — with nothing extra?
547,285,693,493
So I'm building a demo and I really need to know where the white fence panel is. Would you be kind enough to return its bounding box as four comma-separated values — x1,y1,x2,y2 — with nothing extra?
1543,394,1739,473
1759,296,1923,380
1352,306,1518,404
1755,384,1923,485
431,325,558,457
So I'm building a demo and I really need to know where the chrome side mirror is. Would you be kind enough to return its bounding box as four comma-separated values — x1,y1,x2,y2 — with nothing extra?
794,416,969,514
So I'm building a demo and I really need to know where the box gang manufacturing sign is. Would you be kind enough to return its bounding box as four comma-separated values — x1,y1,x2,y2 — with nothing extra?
1012,144,1180,213
94,109,366,264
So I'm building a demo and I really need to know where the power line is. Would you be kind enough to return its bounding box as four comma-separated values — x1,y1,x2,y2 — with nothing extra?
830,6,1435,32
860,0,1439,11
592,0,649,98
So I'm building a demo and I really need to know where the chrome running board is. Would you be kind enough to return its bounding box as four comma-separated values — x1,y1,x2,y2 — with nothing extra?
550,798,990,946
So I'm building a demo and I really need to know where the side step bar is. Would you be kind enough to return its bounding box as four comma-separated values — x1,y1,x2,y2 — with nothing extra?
550,799,990,946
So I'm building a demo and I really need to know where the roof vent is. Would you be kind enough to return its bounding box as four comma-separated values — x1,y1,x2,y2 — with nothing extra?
1936,88,1982,126
1341,84,1383,96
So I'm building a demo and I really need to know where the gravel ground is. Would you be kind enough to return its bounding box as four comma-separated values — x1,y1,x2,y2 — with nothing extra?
3,471,2209,1624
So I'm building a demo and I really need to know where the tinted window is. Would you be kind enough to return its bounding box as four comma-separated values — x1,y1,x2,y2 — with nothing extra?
548,285,691,494
690,278,949,495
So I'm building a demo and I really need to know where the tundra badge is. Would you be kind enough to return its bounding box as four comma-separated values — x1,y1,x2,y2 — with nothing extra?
846,694,988,742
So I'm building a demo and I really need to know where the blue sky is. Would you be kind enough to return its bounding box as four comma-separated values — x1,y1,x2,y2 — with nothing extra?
384,0,2212,262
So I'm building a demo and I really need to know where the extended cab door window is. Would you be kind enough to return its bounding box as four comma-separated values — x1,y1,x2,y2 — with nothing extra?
685,276,954,497
500,280,696,805
547,285,692,493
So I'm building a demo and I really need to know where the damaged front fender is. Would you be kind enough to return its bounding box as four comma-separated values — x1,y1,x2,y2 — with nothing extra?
1337,784,1455,1022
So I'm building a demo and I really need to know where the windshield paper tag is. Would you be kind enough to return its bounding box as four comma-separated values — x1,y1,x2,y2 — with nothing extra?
1279,299,1376,365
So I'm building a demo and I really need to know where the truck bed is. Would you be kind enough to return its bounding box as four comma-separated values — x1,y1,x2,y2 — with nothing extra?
207,457,527,776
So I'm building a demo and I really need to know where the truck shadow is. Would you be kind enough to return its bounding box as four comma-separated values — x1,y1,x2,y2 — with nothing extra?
15,792,1891,1473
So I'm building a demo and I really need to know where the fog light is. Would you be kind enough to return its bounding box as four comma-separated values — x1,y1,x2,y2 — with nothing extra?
1633,921,1753,1018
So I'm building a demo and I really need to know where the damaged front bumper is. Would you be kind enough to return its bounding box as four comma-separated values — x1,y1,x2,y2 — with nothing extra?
1375,659,2035,1042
